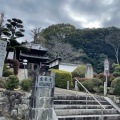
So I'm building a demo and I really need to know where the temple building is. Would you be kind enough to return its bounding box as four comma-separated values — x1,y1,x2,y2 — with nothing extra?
18,43,49,79
20,43,48,62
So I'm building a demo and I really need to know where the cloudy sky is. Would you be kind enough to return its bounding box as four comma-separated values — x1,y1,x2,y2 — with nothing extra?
0,0,120,42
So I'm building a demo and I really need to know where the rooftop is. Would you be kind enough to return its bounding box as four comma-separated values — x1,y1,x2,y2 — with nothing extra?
25,43,47,51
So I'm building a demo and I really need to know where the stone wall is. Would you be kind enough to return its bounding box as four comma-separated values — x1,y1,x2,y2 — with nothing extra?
0,90,31,120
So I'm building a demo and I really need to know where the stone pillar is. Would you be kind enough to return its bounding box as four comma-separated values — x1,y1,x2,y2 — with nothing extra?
104,82,107,96
85,64,93,79
0,40,7,77
29,71,55,120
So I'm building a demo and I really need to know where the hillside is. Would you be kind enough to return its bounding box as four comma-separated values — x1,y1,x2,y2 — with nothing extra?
35,24,120,73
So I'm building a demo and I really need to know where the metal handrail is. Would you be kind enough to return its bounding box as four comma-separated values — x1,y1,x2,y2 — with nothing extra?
75,78,105,120
75,78,105,109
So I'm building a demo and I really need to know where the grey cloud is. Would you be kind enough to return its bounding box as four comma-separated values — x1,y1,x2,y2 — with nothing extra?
69,0,120,27
102,0,120,27
1,0,120,42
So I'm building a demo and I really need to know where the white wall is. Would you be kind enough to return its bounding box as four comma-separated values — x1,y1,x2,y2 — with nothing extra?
8,52,14,59
59,63,78,72
17,69,28,81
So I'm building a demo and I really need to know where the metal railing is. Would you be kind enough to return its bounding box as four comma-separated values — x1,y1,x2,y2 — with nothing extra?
75,78,105,120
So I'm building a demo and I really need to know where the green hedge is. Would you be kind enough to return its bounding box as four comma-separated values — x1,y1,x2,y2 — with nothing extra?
50,69,72,89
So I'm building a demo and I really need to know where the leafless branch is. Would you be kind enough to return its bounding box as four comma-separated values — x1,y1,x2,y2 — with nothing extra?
0,11,5,27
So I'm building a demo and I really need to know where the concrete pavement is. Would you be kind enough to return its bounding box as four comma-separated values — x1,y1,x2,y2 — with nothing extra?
54,87,87,96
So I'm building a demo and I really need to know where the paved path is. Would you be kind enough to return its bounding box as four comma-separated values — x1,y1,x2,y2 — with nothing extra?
54,87,87,96
54,87,102,97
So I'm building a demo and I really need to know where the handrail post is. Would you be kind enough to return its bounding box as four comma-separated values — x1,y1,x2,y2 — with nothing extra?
75,81,78,96
86,90,88,109
101,107,103,120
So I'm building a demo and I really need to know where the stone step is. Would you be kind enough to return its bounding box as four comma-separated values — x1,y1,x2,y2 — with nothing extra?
54,104,113,109
55,109,118,116
54,93,120,120
57,114,120,120
0,117,5,120
54,95,105,101
54,100,110,105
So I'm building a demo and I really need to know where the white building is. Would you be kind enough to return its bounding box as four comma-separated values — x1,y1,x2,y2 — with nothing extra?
49,58,79,72
59,63,79,72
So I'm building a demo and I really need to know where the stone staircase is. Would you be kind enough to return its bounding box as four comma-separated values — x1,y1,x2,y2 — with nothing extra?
54,95,120,120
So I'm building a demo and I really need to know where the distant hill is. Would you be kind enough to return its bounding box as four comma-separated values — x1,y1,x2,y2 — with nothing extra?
40,24,120,73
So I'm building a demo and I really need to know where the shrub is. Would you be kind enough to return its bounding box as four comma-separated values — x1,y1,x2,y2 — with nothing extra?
112,64,120,77
50,69,72,89
73,77,90,82
93,85,104,94
5,75,19,90
72,65,86,78
115,66,120,72
3,64,7,71
113,72,120,77
81,80,93,91
97,73,105,81
97,86,104,94
112,63,119,69
108,87,114,95
113,86,120,95
90,78,103,87
0,79,6,88
97,72,114,87
21,78,32,91
111,77,120,88
3,70,14,77
111,77,120,95
79,78,103,93
73,77,90,89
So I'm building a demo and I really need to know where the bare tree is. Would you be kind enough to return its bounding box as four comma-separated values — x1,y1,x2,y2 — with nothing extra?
105,31,120,64
30,28,45,45
30,28,41,43
46,37,85,63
